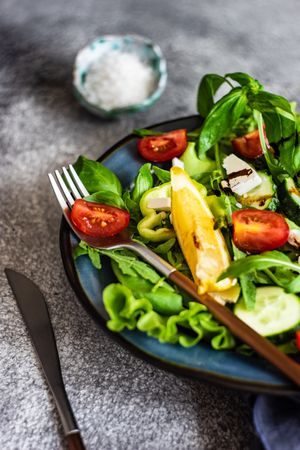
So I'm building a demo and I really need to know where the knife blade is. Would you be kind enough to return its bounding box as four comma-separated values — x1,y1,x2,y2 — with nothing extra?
5,268,86,450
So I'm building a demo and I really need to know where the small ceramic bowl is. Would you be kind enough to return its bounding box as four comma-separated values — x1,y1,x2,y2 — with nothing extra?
73,34,167,118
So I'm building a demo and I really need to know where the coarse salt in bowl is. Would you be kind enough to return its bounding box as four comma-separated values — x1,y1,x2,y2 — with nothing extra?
73,34,167,118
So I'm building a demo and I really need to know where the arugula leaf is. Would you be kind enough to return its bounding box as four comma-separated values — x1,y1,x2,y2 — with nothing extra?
152,166,171,183
239,275,256,310
73,244,88,259
287,275,300,294
277,340,299,354
73,155,122,195
197,74,226,117
123,191,141,223
264,267,300,294
153,238,176,255
73,241,102,269
99,249,163,283
133,129,163,137
198,88,247,156
85,190,125,209
132,163,153,204
133,128,199,141
88,247,102,269
286,218,300,231
99,250,138,276
111,261,182,315
219,251,300,280
251,270,271,285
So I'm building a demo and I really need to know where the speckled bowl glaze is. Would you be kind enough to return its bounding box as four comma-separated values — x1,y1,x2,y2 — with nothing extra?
73,34,167,118
60,115,299,395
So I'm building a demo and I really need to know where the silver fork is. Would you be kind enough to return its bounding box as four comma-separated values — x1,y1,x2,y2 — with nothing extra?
48,164,300,388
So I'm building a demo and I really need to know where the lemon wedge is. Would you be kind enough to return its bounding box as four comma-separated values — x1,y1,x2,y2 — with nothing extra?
170,166,236,295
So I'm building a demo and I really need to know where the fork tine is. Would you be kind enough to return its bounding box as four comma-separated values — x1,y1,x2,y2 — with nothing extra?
48,173,70,211
62,167,81,200
55,170,75,206
68,164,89,197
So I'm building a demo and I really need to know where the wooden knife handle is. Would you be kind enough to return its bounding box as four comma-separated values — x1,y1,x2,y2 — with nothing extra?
66,431,86,450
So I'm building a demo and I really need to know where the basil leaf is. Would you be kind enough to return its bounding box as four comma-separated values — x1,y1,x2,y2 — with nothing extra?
232,245,256,310
85,190,125,209
132,163,153,203
197,73,226,117
254,109,286,178
249,91,296,142
279,135,300,177
264,111,295,143
218,251,300,280
251,91,295,116
152,166,171,183
73,155,122,195
198,88,247,156
226,72,262,91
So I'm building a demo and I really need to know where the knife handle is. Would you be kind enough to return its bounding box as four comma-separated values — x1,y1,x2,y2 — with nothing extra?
66,431,86,450
4,269,87,448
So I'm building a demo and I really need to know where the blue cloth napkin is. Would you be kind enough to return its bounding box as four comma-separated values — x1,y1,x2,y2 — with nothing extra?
253,395,300,450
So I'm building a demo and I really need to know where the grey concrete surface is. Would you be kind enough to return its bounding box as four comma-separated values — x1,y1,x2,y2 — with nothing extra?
1,0,299,448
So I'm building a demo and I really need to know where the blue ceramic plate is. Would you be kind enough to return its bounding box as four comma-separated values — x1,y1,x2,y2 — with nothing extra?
60,115,298,395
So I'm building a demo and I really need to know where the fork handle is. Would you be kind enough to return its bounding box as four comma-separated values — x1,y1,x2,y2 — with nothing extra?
169,270,300,387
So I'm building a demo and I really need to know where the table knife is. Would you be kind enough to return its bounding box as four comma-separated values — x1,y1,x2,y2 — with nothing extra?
5,268,86,450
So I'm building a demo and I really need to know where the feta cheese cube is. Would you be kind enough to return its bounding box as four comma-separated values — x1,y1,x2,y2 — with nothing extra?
147,197,171,210
222,154,262,196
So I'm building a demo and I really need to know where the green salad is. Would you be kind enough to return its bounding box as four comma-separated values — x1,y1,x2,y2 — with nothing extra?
73,72,300,355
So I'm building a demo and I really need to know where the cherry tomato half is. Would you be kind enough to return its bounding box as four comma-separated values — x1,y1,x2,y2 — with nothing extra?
232,129,268,159
232,209,289,254
138,129,188,162
70,199,130,238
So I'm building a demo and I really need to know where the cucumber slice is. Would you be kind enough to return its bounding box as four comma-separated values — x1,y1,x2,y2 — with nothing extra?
278,177,300,225
236,171,277,210
180,142,216,178
234,286,300,337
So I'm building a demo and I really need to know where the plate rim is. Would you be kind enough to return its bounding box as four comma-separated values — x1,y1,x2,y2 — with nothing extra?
59,114,298,395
